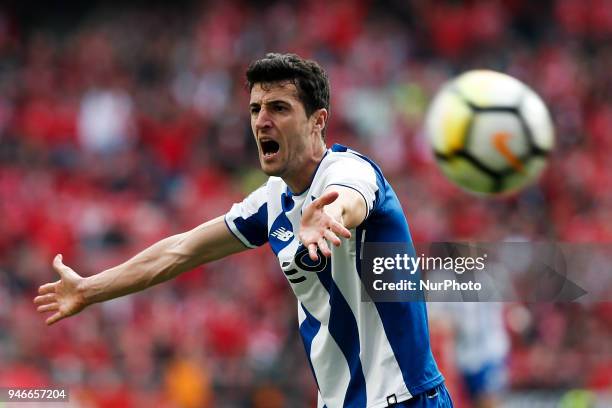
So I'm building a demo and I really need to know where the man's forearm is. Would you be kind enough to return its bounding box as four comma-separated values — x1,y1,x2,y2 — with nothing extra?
323,186,367,230
80,233,186,304
80,215,244,305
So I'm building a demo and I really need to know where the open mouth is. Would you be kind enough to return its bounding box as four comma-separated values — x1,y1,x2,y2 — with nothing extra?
260,139,280,157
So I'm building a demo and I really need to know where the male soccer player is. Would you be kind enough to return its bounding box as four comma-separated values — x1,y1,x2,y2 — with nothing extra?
35,53,452,408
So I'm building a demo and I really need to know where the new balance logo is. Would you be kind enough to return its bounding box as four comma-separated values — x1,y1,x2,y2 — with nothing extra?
271,227,294,242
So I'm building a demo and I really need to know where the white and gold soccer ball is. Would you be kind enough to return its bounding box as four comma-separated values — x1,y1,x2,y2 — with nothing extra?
424,70,554,195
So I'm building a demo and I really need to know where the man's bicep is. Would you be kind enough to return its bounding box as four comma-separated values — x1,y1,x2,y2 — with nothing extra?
321,158,378,220
174,215,250,267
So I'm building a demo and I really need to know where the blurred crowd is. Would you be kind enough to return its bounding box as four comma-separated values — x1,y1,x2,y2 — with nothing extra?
1,0,611,406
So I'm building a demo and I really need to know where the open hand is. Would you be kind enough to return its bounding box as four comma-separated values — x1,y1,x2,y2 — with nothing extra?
34,254,88,325
298,190,352,261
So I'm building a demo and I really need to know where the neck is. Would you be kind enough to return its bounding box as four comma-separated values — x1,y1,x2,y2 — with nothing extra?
284,143,326,194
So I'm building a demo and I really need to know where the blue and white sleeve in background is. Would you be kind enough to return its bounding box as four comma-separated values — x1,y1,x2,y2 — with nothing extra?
224,184,269,248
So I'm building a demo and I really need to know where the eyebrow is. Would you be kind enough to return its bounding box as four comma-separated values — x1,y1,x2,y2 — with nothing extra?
249,99,292,108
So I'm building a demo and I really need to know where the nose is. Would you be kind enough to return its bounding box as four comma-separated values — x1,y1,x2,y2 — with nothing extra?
254,107,273,132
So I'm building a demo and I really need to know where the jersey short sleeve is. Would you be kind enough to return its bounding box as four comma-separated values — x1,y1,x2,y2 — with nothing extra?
319,156,379,219
224,183,268,248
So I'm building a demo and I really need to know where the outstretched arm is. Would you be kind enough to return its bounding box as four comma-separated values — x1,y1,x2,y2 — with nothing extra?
298,186,367,261
34,215,246,325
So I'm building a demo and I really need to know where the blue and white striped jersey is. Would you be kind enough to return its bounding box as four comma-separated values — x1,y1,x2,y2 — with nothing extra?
225,144,443,408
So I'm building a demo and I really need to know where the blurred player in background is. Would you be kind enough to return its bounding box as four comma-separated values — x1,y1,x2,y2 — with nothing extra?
455,303,509,408
430,302,509,408
35,53,452,408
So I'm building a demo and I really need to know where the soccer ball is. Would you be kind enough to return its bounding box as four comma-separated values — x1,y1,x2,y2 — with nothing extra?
424,70,554,195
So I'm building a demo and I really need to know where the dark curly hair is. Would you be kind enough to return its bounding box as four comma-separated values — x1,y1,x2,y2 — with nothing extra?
246,53,330,137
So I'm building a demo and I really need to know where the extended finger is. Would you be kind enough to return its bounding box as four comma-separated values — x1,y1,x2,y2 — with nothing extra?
33,294,56,305
324,229,341,246
52,254,69,277
37,303,58,313
46,312,65,326
38,281,59,295
307,243,319,261
330,221,351,239
314,190,339,208
318,238,331,258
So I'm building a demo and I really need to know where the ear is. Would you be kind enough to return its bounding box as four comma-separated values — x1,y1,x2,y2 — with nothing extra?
312,108,328,135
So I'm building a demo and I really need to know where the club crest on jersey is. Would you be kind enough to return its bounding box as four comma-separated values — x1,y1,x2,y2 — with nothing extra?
270,227,294,242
